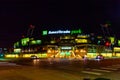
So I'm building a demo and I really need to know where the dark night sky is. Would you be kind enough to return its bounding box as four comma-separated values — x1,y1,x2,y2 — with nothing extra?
0,0,120,47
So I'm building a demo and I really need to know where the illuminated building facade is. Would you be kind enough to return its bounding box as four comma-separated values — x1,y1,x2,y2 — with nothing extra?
5,28,120,58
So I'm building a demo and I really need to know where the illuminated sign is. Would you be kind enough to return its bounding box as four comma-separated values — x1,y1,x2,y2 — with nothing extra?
61,47,72,49
71,29,82,35
42,30,48,35
42,29,82,35
48,30,70,34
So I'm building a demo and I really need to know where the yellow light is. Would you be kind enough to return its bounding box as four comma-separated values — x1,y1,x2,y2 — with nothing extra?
65,36,70,39
5,54,19,58
114,47,120,52
23,54,31,58
75,39,88,43
75,50,79,53
106,53,112,57
87,53,96,58
101,53,112,57
116,53,120,57
50,41,56,43
47,50,51,53
80,49,86,53
55,50,58,53
23,54,36,58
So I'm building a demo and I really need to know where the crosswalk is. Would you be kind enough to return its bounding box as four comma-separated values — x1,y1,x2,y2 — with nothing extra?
81,64,120,75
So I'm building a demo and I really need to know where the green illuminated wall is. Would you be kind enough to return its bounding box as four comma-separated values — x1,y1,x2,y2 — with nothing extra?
109,37,115,45
21,38,29,46
118,40,120,46
14,42,19,48
30,40,42,45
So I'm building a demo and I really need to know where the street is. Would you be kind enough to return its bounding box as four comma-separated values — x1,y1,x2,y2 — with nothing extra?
0,58,120,80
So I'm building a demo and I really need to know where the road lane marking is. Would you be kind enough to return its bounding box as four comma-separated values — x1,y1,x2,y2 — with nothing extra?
107,66,120,69
81,71,102,75
101,67,118,70
0,62,8,64
92,69,111,72
112,65,120,68
0,62,20,66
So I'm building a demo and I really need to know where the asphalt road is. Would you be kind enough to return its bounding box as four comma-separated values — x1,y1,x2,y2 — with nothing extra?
0,58,120,80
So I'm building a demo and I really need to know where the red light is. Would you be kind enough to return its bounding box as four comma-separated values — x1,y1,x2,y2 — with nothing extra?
105,42,110,46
